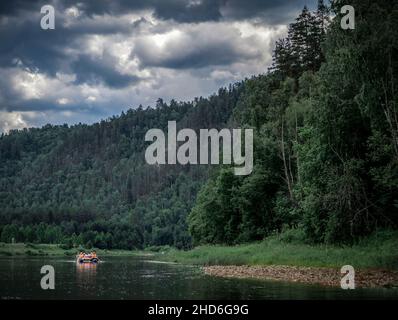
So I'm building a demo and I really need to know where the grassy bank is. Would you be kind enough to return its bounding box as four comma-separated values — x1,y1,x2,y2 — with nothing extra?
158,230,398,270
0,243,144,257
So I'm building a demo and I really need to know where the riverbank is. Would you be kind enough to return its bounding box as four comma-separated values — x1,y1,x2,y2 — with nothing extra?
158,230,398,288
203,265,398,288
0,243,145,257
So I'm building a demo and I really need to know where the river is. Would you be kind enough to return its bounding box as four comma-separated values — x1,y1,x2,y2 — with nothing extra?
0,256,397,299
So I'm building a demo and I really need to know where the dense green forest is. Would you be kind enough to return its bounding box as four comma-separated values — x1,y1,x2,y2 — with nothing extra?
0,0,397,249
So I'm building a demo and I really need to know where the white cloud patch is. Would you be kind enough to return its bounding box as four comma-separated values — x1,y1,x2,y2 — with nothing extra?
0,110,34,133
57,98,71,105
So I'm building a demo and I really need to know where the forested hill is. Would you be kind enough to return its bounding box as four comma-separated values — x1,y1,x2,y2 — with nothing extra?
1,0,397,250
0,85,243,249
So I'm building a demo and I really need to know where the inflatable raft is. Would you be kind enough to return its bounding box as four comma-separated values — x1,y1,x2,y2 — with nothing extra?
76,252,99,264
77,257,99,263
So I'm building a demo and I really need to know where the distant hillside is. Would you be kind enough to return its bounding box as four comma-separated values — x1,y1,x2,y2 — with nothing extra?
0,85,243,249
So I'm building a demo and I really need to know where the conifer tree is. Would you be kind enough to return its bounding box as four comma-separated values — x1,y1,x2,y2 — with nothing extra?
272,3,329,78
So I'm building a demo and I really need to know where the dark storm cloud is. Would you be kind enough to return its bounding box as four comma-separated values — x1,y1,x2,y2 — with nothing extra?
1,0,312,24
66,0,311,23
0,0,219,22
0,0,44,16
0,19,70,76
62,0,221,22
139,47,244,69
0,6,142,85
220,0,313,22
72,54,140,88
4,99,68,112
152,0,222,23
134,25,262,70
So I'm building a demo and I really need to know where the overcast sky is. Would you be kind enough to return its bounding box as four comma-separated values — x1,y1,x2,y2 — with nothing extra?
0,0,316,133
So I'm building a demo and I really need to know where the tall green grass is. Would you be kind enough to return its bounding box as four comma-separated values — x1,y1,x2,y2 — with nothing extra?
159,230,398,270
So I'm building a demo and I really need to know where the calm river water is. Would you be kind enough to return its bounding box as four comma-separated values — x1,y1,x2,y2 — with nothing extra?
0,256,397,299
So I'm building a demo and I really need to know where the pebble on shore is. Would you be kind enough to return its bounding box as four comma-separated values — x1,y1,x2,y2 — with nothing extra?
203,265,398,288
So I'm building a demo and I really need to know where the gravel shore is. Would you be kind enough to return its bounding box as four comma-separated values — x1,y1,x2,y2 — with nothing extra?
203,265,398,288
